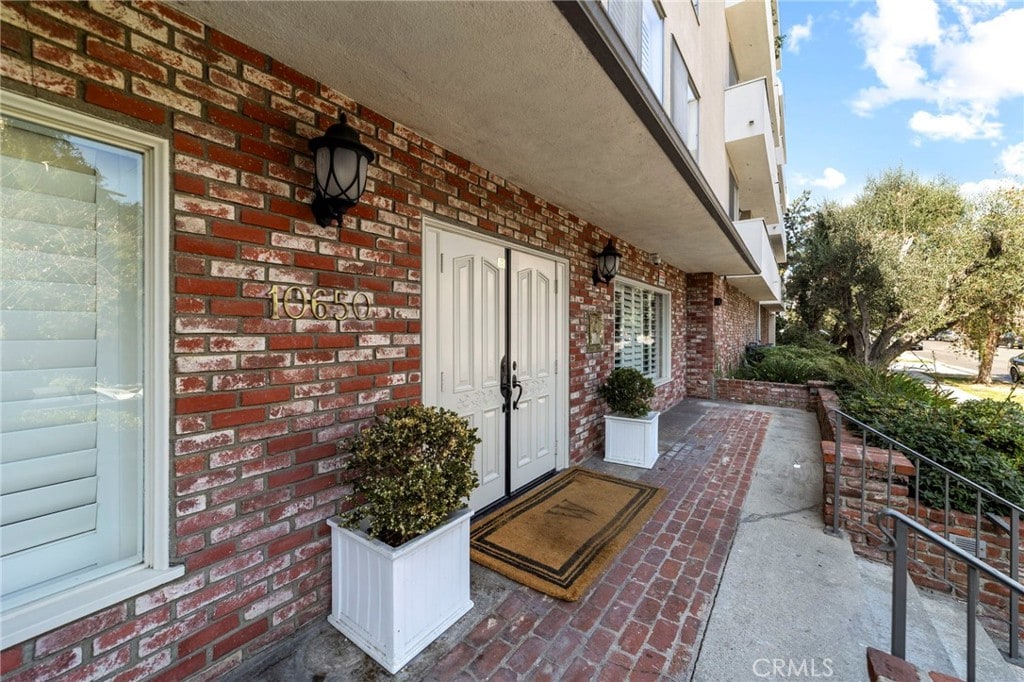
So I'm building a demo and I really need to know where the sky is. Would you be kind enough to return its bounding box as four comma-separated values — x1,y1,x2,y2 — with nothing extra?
778,0,1024,206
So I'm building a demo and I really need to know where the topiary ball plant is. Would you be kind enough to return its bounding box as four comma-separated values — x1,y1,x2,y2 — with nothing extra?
339,404,480,547
598,367,655,418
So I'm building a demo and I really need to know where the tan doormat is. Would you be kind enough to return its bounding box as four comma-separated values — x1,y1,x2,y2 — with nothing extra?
470,467,666,601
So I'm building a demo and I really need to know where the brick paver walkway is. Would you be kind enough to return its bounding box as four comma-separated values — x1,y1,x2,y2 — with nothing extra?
426,407,771,681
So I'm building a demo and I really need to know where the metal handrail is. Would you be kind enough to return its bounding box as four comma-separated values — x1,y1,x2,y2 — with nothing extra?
829,408,1022,660
876,509,1024,682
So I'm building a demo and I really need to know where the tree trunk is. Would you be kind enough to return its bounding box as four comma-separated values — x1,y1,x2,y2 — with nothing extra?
975,326,1000,385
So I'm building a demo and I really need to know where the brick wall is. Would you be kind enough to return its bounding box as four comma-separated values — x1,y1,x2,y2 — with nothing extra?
716,281,758,375
683,274,761,398
0,2,722,679
715,378,812,410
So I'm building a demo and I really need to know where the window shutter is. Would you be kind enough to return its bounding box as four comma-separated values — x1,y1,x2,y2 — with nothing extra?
0,121,143,601
608,0,642,59
640,1,663,101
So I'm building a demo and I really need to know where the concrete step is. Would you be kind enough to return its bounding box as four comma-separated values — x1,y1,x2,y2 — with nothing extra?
918,588,1024,682
858,556,1023,682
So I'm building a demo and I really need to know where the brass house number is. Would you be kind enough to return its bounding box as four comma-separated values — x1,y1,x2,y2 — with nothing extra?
269,285,373,321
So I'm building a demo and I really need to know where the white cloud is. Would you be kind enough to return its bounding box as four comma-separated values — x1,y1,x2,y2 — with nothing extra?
959,177,1021,197
811,167,848,190
852,1,1024,143
794,168,847,191
908,109,1002,141
1002,142,1024,176
788,16,813,54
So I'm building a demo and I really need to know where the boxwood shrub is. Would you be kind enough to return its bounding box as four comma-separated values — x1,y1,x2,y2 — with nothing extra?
839,367,1024,512
734,344,849,385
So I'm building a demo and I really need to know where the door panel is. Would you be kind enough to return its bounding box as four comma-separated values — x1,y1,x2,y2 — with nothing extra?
435,233,506,510
509,251,558,492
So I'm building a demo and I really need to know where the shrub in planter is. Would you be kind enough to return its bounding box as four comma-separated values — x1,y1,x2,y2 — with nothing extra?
734,344,849,385
339,404,480,547
598,367,655,418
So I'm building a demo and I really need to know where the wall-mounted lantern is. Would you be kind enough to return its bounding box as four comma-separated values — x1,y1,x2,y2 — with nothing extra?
308,114,375,226
592,238,623,286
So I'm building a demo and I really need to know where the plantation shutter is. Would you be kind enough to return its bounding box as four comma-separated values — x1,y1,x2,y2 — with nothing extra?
614,284,662,380
640,0,663,101
608,0,642,59
0,119,144,602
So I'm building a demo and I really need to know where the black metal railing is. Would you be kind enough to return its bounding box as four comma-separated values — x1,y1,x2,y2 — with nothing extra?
877,509,1024,682
828,409,1022,660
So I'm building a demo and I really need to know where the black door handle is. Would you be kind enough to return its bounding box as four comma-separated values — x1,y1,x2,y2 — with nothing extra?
511,374,523,410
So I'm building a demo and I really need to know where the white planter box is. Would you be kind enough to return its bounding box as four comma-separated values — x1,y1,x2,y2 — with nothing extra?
604,411,660,468
326,507,474,674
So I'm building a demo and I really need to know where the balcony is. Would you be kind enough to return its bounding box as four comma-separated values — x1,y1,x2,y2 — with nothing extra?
727,218,783,306
725,79,783,227
725,0,779,82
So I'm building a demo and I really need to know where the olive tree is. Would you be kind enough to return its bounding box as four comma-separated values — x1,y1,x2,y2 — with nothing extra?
786,169,969,366
954,187,1024,384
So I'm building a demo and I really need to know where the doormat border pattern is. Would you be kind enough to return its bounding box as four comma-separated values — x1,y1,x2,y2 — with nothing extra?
470,467,666,601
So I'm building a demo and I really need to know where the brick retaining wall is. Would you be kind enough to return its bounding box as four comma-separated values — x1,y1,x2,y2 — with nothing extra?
714,378,813,411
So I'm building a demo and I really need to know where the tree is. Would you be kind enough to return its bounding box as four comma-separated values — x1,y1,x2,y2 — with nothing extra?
954,187,1024,384
785,169,969,366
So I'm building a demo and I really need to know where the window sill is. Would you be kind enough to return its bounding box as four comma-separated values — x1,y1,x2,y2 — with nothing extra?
1,564,185,649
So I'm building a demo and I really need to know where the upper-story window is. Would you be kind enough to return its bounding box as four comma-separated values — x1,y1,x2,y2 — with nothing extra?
671,39,700,157
607,0,665,101
0,90,179,648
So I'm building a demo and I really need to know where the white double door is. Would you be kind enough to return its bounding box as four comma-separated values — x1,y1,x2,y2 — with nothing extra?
424,224,567,511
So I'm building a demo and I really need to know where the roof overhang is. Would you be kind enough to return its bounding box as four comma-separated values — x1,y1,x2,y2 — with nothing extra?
174,0,758,276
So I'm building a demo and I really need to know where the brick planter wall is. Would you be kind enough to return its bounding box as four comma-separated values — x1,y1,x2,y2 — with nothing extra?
814,390,1024,637
714,378,812,410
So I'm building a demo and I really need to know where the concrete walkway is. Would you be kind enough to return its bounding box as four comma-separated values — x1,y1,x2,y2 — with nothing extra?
691,406,870,681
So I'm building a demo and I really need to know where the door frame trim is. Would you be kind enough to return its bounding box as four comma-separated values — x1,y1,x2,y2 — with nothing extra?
421,216,570,481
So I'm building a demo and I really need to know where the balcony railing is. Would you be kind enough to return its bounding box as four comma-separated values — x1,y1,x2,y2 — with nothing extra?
725,78,782,226
727,219,783,305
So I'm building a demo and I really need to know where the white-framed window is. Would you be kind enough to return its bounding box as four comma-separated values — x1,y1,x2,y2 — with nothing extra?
0,90,180,648
671,39,700,158
613,278,671,383
607,0,665,101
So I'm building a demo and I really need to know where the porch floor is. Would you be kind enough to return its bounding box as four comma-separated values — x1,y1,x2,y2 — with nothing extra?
223,400,789,681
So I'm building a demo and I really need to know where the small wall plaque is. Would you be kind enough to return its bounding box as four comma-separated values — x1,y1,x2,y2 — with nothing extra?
587,311,604,353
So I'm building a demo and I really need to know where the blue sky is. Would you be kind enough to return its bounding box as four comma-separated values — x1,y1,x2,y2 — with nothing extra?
778,0,1024,205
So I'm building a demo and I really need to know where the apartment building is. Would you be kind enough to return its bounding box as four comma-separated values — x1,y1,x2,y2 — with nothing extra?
0,1,786,678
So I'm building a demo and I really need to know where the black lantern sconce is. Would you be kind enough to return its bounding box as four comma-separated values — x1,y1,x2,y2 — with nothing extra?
592,238,623,285
308,114,375,227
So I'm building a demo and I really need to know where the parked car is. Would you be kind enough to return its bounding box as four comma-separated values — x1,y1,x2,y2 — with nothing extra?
933,329,958,342
1000,332,1024,349
1012,353,1024,383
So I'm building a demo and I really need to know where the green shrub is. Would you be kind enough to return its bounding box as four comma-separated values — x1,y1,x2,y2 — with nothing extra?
838,369,1024,511
734,344,849,385
339,404,480,547
599,367,655,418
957,399,1024,469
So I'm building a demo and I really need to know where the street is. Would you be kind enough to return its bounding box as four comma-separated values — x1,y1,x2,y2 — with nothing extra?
902,339,1022,384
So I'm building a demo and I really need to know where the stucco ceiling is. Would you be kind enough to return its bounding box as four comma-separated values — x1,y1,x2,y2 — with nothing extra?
174,0,757,276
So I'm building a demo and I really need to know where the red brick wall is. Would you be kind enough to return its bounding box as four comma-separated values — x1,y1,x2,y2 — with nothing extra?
0,2,712,679
715,378,812,410
716,281,759,375
683,275,761,398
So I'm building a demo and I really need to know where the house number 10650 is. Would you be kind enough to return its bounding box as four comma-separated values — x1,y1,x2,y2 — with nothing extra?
269,285,372,321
